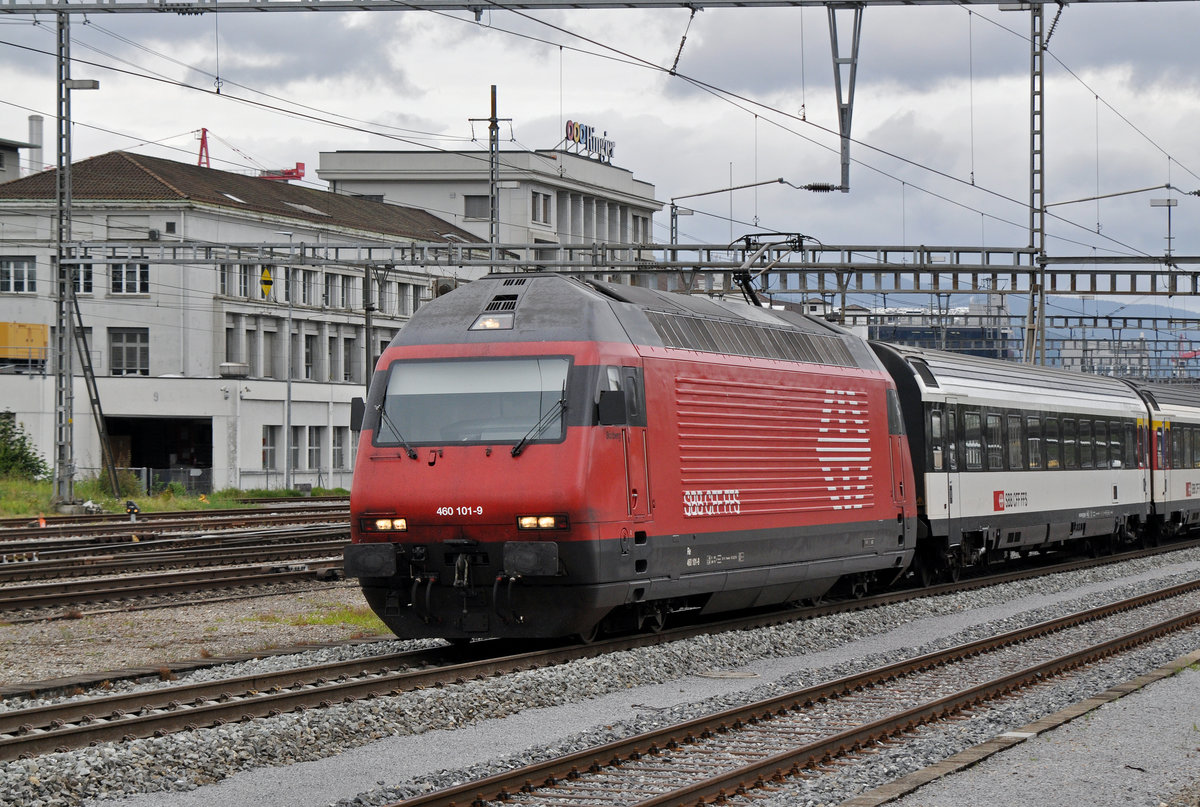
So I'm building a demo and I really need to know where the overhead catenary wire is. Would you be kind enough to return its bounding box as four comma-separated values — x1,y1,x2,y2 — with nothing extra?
0,3,1188,258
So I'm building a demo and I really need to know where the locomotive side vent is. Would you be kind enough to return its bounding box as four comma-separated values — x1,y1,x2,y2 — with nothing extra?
484,294,520,312
646,311,856,367
502,277,528,286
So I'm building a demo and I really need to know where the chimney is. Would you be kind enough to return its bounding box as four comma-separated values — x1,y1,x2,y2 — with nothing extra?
27,115,43,176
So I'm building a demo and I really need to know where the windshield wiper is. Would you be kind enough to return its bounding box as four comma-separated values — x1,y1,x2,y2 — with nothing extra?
376,404,418,459
511,397,567,458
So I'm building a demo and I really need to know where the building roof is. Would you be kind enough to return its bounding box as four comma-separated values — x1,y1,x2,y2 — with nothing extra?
0,137,36,150
0,151,481,243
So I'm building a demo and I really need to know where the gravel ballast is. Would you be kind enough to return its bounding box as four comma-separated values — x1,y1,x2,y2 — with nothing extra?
0,549,1195,807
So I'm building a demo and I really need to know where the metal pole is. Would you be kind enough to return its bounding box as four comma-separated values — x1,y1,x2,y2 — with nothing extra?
489,85,499,248
276,233,294,491
363,263,374,397
52,11,75,505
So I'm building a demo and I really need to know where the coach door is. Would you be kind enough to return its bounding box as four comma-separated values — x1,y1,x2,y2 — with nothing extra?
943,401,963,538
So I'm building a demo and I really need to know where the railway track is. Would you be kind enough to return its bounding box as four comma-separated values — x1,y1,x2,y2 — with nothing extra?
383,580,1200,807
3,545,1198,765
0,503,348,545
0,522,350,612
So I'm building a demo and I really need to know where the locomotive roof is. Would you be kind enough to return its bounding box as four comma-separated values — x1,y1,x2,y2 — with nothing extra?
391,273,881,371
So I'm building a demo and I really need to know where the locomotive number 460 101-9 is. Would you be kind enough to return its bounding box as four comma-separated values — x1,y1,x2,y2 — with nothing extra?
436,506,483,516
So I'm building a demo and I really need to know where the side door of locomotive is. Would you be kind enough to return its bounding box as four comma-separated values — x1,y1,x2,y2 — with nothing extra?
598,365,652,520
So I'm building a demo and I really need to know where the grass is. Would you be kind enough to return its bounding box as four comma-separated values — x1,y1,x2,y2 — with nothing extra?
248,605,387,634
0,475,348,518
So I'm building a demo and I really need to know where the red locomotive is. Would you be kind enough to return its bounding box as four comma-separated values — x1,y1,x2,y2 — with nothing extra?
347,273,917,640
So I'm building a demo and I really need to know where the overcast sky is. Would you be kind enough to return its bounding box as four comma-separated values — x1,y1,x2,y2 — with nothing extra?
2,1,1198,299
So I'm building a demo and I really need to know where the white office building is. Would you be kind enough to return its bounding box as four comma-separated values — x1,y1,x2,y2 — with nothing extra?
0,151,483,494
317,148,661,250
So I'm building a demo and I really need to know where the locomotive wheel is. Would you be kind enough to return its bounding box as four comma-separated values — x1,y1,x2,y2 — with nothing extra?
914,555,935,588
942,552,962,584
641,607,667,634
576,622,602,644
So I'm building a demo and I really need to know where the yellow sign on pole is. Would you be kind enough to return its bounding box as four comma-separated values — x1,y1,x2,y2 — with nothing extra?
260,266,274,298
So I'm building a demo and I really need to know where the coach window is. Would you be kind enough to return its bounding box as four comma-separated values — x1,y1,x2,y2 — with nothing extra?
1156,425,1167,470
964,410,983,470
1045,416,1061,468
1007,414,1023,470
1110,421,1125,468
1079,420,1094,469
985,413,1004,471
929,409,945,471
1027,416,1043,469
1172,426,1184,470
1185,428,1195,469
1095,420,1109,469
1063,418,1078,469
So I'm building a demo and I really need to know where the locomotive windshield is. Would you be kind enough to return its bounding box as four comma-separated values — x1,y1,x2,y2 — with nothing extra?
376,356,571,446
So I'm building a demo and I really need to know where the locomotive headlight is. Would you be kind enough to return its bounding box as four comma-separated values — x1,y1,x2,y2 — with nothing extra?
470,313,514,330
517,514,569,530
362,517,407,532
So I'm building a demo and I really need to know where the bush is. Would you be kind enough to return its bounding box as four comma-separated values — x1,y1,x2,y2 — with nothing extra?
0,413,49,480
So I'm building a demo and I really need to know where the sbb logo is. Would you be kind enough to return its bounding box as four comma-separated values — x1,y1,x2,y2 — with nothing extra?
994,491,1006,511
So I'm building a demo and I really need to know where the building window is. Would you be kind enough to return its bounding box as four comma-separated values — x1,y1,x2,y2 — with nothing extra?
464,194,490,219
343,338,356,382
332,427,348,469
341,275,354,309
262,330,276,378
0,258,35,293
304,334,317,379
291,425,304,471
532,191,552,225
308,426,324,470
109,328,149,376
299,269,313,305
325,273,337,307
111,263,149,294
262,425,279,470
73,264,93,294
240,265,252,298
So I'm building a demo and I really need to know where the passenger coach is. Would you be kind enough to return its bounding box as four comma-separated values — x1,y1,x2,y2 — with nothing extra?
1128,381,1200,537
872,343,1150,581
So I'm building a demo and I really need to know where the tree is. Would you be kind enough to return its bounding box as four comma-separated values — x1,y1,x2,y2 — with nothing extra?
0,412,49,479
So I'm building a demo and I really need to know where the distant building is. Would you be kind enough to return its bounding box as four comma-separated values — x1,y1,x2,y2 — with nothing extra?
840,294,1017,359
0,151,483,493
0,136,36,184
317,149,661,250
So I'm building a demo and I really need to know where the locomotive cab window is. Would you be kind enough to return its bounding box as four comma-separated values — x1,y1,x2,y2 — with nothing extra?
596,365,646,427
377,356,571,446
